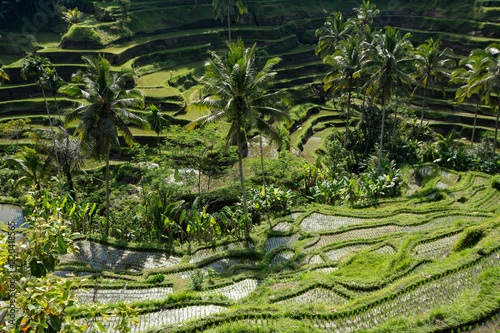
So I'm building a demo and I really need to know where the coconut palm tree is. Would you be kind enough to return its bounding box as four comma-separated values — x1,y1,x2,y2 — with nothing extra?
212,0,248,42
451,51,489,149
353,0,379,27
59,55,148,223
188,39,289,234
315,12,355,59
21,55,63,198
146,104,169,145
470,43,500,159
324,36,365,148
364,27,413,170
413,38,455,128
42,67,65,124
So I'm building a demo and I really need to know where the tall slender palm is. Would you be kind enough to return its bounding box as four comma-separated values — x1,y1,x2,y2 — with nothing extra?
255,109,291,187
364,27,413,170
21,56,63,198
188,39,289,234
353,0,380,27
470,43,500,159
146,104,169,145
59,55,148,223
315,12,355,59
212,0,248,42
42,67,65,125
451,51,489,148
324,36,365,148
413,38,455,128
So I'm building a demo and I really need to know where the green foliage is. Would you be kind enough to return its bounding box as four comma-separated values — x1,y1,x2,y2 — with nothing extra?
246,185,296,218
189,269,205,291
491,175,500,191
249,151,303,190
62,7,84,26
454,225,485,252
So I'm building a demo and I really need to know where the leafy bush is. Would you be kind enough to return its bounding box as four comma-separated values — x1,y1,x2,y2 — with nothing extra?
246,185,297,218
361,156,403,199
146,273,165,284
454,226,485,251
189,269,205,291
491,175,500,191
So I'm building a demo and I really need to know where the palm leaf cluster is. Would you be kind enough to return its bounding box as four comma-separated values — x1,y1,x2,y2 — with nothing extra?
60,54,148,221
188,39,290,232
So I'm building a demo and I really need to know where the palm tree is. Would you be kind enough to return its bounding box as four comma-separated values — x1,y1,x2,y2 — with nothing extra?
471,43,500,159
188,39,289,234
353,0,380,27
315,12,355,59
4,146,48,192
413,38,455,128
21,55,63,198
146,104,169,145
59,55,148,223
255,109,291,187
324,36,365,148
212,0,248,42
54,137,84,195
364,27,413,170
451,51,489,149
42,67,65,125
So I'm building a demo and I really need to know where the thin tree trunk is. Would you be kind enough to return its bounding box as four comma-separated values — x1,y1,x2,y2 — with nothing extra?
259,134,266,186
53,95,63,126
227,5,231,43
236,130,248,234
420,88,427,128
471,100,479,149
493,106,499,160
344,89,351,148
377,99,387,172
391,96,398,153
41,86,63,199
105,139,111,231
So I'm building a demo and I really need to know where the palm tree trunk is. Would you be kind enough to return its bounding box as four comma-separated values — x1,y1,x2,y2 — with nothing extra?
227,5,231,43
471,100,479,149
420,88,427,128
259,134,266,186
344,90,351,148
236,130,248,234
105,139,111,231
493,106,499,160
391,96,398,153
41,86,63,199
377,99,387,172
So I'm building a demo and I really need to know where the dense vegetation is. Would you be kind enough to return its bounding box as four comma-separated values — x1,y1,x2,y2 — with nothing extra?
1,0,500,332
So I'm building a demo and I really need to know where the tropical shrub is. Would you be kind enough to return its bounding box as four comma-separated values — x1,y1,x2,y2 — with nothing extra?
146,273,166,284
189,269,205,291
492,175,500,191
361,156,403,199
246,185,296,218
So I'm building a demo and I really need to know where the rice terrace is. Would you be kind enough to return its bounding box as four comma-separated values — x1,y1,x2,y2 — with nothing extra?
1,0,500,332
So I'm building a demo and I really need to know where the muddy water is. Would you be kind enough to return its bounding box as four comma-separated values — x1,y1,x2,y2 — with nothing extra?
0,204,26,228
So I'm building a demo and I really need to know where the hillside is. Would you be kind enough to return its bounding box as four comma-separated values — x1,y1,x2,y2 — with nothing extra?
22,166,500,332
1,0,500,156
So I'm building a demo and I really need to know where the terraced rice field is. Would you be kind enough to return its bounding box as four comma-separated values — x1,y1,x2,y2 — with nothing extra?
265,233,301,252
412,233,462,259
32,170,498,332
275,287,348,306
76,286,174,304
